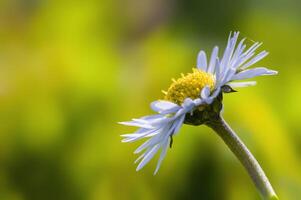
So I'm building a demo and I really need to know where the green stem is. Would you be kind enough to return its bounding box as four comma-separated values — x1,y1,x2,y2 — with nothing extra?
206,115,278,200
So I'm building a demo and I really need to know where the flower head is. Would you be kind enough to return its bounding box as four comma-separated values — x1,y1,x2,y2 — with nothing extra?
164,68,215,105
119,32,277,174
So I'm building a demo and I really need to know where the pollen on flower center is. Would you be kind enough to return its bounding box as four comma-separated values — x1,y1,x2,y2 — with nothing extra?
163,68,215,105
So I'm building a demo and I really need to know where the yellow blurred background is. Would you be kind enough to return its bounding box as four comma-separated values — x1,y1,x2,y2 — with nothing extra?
0,0,300,199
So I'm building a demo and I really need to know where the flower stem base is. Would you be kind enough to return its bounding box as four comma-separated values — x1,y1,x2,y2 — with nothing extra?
206,115,278,200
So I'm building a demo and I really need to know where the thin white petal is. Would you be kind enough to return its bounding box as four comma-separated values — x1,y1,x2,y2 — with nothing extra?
193,98,204,106
220,32,239,73
227,81,257,88
182,98,194,107
197,51,207,71
214,59,221,86
201,86,210,99
203,87,221,104
118,121,154,129
240,51,269,69
153,139,169,175
136,144,161,171
208,46,219,74
244,42,262,57
231,52,255,69
230,42,262,69
134,133,163,154
230,38,246,64
220,67,236,85
134,152,146,164
232,67,278,80
148,117,172,127
134,139,153,154
131,115,171,128
172,114,185,136
172,98,196,118
121,129,160,143
141,114,163,120
134,122,173,154
151,100,180,114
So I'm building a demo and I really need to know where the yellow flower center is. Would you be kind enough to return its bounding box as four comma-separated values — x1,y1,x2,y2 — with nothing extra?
163,68,215,105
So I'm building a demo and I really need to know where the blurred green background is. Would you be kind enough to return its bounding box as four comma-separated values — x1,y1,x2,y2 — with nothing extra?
0,0,300,199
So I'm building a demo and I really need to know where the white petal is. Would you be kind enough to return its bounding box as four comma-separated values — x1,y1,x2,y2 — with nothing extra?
244,42,262,55
134,122,173,154
172,114,185,136
240,51,268,69
220,67,236,85
153,139,169,175
197,51,207,71
134,129,165,154
227,81,257,88
136,144,161,171
136,114,185,173
231,67,278,80
201,86,210,99
141,114,163,120
193,98,204,106
208,46,219,74
151,100,180,114
148,117,172,127
132,118,166,127
134,152,146,164
230,38,246,64
231,52,255,69
118,121,154,129
134,138,153,154
230,42,262,69
182,98,194,107
121,128,160,143
214,59,221,85
174,98,196,117
203,87,221,105
202,86,216,104
220,32,239,68
132,115,171,128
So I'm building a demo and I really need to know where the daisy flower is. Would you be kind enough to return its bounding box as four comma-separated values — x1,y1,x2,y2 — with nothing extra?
120,32,277,175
